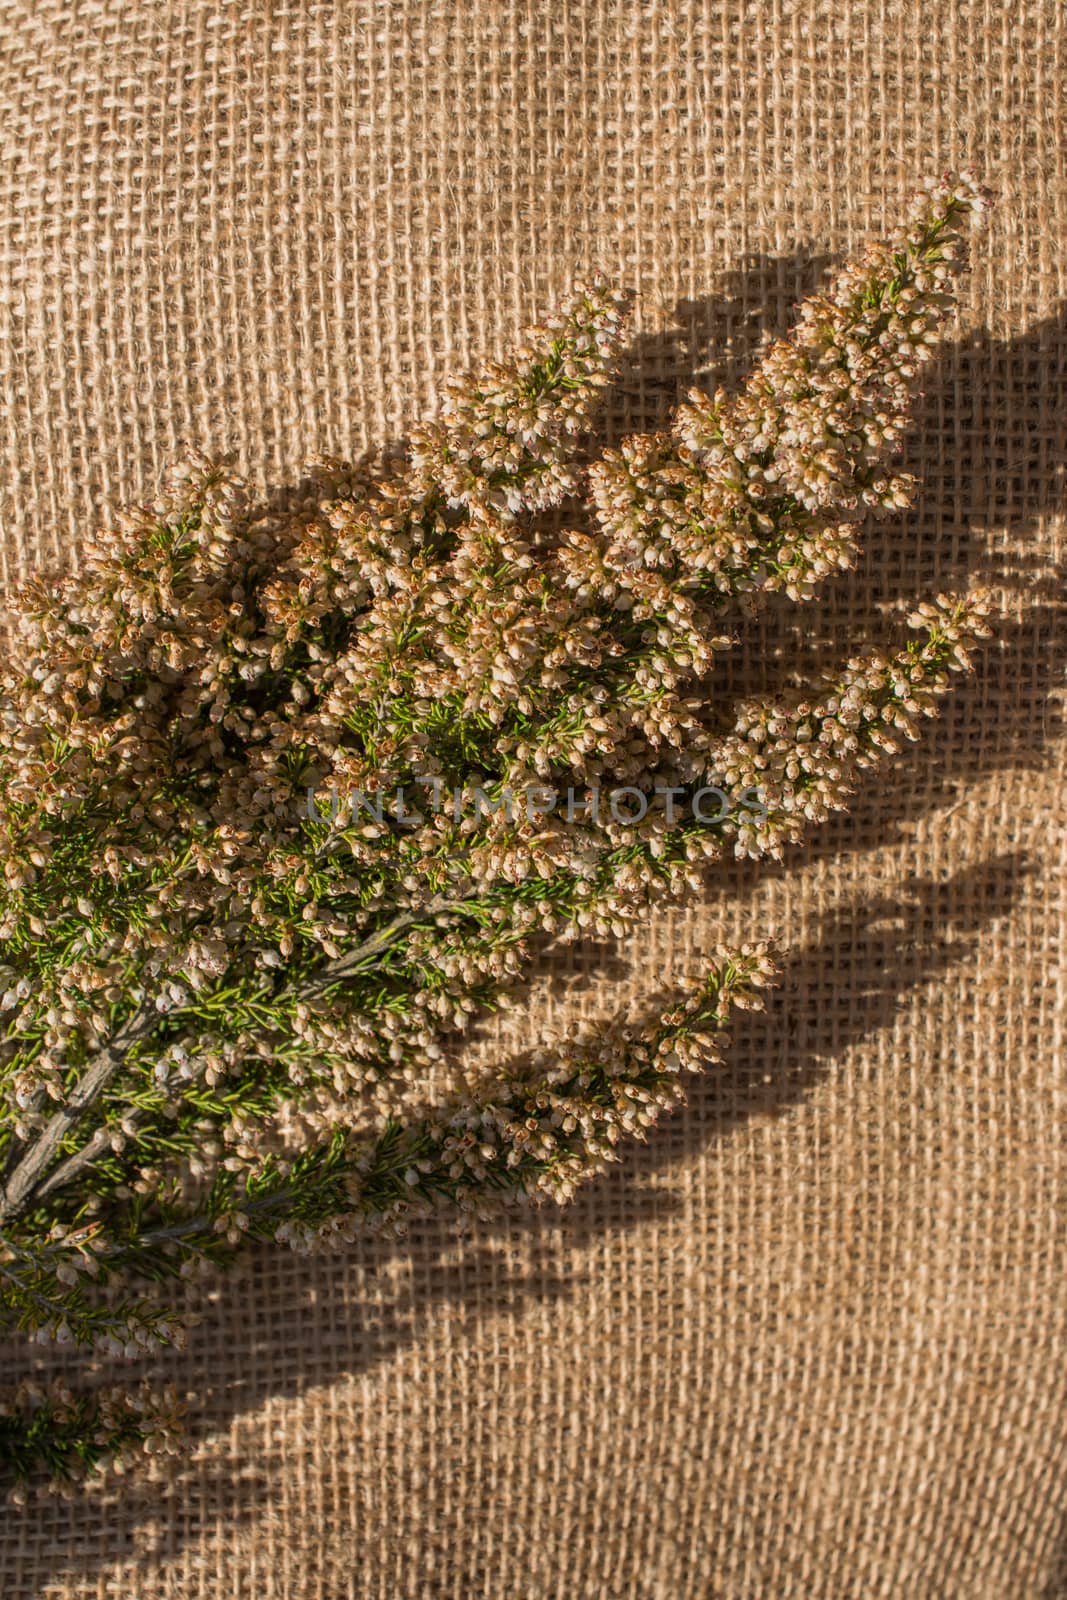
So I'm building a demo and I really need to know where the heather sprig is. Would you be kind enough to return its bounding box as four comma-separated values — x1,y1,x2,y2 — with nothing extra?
0,172,992,1487
0,1377,182,1495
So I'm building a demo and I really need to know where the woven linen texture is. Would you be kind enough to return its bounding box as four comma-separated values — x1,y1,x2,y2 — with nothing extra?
0,2,1064,1597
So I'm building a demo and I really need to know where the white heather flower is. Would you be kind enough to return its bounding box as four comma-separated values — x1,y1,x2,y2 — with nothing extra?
0,178,994,1486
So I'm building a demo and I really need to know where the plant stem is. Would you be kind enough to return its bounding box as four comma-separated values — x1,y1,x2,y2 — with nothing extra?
0,1006,157,1220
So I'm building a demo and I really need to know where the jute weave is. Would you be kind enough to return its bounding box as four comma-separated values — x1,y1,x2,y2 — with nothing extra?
0,3,1064,1596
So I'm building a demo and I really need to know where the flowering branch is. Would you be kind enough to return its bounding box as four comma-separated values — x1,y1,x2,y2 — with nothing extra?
0,172,993,1487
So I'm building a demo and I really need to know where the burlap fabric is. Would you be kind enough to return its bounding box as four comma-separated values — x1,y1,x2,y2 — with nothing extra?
0,3,1064,1596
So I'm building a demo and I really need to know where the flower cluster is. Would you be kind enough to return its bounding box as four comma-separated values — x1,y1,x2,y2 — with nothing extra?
0,173,991,1485
0,1376,183,1495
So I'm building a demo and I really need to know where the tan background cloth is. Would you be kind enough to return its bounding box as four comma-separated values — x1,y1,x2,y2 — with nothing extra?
0,2,1065,1596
